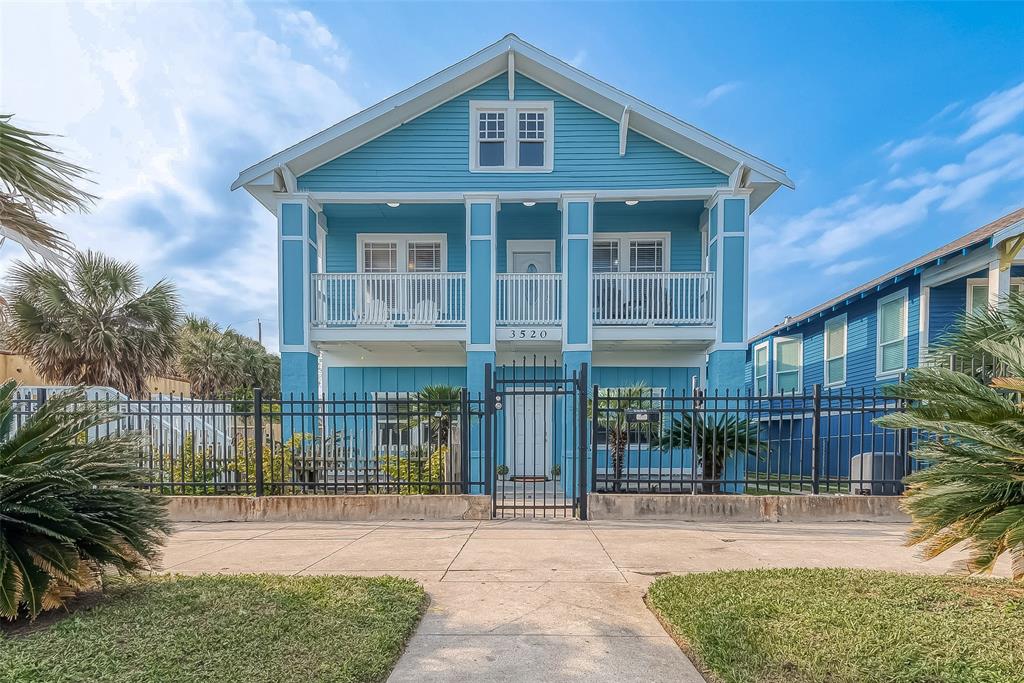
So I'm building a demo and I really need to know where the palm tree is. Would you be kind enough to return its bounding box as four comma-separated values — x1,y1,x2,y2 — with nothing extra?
657,413,765,493
0,115,95,262
0,380,169,619
176,316,245,398
402,384,462,446
591,384,654,492
2,251,180,397
877,296,1024,581
175,318,280,399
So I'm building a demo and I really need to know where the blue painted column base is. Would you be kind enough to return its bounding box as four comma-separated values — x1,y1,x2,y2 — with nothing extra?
466,351,495,494
281,352,318,439
706,349,746,394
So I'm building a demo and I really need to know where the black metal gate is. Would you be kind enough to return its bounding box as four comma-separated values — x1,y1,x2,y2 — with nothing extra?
485,357,589,518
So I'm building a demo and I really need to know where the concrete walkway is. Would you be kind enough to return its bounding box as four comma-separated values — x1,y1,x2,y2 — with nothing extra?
160,519,1008,682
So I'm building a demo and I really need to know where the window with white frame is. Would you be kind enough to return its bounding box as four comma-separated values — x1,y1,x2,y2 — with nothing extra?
373,393,431,456
753,342,769,396
824,315,847,387
967,278,1024,315
358,235,446,273
591,234,669,272
774,336,802,393
470,101,553,172
877,289,908,377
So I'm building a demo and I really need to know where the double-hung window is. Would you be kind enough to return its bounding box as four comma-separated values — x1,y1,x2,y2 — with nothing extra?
774,336,802,393
470,101,553,171
753,342,769,395
824,315,847,387
876,289,908,378
967,278,1023,315
591,234,669,273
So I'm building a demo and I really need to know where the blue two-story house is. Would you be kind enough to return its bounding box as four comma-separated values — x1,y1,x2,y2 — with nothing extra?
747,207,1024,395
233,34,792,421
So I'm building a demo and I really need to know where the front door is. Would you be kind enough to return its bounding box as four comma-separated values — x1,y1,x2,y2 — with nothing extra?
505,389,552,478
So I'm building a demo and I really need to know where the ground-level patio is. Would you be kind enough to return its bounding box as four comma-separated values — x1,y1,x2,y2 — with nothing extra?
160,520,1013,683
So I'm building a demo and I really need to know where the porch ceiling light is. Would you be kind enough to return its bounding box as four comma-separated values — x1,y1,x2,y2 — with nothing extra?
523,201,536,207
625,200,639,206
386,202,400,208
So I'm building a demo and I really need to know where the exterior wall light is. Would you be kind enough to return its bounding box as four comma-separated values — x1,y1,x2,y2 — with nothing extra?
386,202,401,208
625,200,639,206
523,201,536,207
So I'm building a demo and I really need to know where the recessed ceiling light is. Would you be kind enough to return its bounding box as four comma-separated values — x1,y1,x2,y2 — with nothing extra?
523,201,536,207
625,200,639,206
386,202,400,208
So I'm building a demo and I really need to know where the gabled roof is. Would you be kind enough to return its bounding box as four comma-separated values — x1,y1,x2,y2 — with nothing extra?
751,207,1024,342
232,34,793,209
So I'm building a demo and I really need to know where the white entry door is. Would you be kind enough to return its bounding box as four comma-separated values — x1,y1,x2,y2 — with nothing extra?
505,390,553,478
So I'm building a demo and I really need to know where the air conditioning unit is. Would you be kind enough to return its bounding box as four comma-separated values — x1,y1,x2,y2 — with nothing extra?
849,452,906,495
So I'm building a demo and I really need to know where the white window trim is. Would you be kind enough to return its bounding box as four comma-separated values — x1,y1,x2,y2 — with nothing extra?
371,391,432,456
506,239,556,273
592,232,672,273
823,314,847,388
966,276,1024,313
876,288,909,379
469,100,554,173
773,334,802,394
356,233,448,273
753,340,770,396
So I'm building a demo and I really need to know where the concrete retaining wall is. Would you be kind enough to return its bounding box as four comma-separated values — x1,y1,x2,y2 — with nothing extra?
587,494,910,523
164,495,491,522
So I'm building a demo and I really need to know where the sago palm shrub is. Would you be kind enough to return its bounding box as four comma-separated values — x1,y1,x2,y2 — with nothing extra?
591,384,655,492
3,250,180,397
878,296,1024,580
657,413,765,493
0,380,169,619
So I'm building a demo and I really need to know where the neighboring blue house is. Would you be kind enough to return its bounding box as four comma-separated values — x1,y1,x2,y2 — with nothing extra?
233,34,793,410
747,207,1024,395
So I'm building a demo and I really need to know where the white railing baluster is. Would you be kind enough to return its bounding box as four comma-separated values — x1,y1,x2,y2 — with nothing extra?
495,273,562,326
591,272,715,326
311,272,467,327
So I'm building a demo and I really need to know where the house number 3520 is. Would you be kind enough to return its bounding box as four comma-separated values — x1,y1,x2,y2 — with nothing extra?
506,328,548,340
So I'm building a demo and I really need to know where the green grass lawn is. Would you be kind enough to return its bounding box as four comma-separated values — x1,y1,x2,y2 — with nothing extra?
647,568,1024,683
0,574,427,683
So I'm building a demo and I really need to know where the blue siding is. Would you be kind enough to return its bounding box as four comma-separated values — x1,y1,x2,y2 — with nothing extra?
720,237,745,343
299,74,728,192
323,203,466,273
750,277,921,393
928,270,982,344
496,202,561,273
566,238,590,344
592,366,699,391
326,366,467,395
281,240,305,346
593,200,704,271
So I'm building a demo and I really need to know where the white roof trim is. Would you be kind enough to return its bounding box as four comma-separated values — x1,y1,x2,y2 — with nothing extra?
232,34,794,199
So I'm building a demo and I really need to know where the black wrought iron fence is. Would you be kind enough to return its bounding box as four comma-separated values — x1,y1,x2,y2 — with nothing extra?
12,388,488,496
591,386,923,496
11,382,921,497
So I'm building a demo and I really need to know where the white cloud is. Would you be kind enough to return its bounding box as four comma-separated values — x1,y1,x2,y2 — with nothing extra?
0,2,360,352
278,8,351,72
823,257,877,277
568,49,587,69
883,135,940,161
695,81,741,108
959,81,1024,142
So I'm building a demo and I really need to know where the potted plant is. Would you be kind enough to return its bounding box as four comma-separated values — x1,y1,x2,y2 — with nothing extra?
496,464,509,480
550,464,561,479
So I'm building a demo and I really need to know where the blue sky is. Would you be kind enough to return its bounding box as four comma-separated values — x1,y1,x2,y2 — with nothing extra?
2,1,1022,350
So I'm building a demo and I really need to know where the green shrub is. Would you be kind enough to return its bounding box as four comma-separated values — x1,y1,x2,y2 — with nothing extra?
0,381,169,620
379,446,447,494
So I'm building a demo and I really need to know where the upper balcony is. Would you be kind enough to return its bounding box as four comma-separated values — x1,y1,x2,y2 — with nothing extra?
309,199,718,343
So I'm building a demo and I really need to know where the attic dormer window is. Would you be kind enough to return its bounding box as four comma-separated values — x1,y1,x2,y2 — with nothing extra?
470,101,553,172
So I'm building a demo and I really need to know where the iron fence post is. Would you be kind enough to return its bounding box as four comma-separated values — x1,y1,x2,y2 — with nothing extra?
577,363,589,520
253,387,264,497
484,363,494,503
811,384,821,495
459,387,470,494
591,383,599,495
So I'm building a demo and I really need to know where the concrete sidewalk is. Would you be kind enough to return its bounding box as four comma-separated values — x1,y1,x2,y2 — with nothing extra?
160,519,1007,682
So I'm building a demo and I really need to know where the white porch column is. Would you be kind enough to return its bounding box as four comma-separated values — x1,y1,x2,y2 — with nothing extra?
988,259,1011,310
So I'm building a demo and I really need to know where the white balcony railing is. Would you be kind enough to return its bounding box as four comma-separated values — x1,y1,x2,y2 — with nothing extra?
592,271,715,326
312,272,467,327
496,273,562,326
